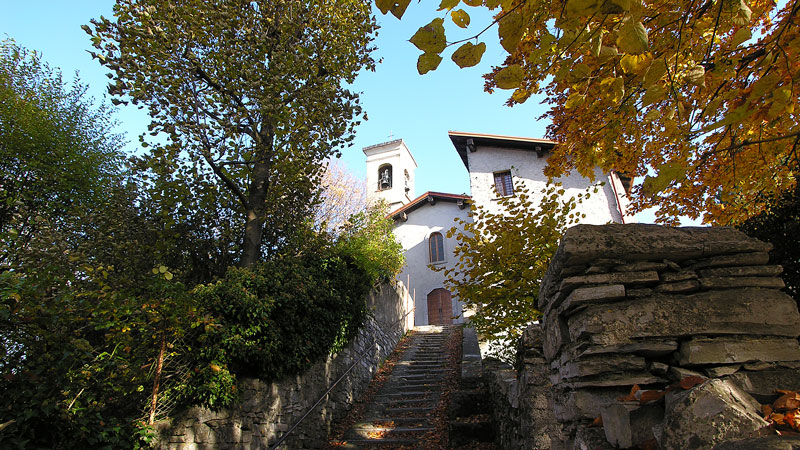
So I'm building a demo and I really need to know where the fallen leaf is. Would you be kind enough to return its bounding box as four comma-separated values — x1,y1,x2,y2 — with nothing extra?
639,390,667,405
774,392,800,411
590,415,603,427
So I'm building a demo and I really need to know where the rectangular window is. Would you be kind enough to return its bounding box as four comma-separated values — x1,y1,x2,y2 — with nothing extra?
493,171,514,197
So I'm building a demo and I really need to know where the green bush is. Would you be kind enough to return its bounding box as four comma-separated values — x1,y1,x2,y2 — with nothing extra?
185,245,373,407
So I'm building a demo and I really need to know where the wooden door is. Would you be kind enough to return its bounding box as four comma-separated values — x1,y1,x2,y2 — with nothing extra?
427,288,453,325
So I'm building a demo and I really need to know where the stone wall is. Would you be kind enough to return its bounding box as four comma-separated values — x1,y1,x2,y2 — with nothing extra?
156,281,414,450
486,224,800,449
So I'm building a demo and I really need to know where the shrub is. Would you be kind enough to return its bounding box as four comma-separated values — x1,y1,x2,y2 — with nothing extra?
185,243,373,407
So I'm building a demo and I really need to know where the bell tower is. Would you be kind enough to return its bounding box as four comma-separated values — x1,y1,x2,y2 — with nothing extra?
363,139,417,211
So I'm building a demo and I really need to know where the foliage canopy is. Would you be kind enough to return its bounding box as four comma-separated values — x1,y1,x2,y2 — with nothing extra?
87,0,378,266
441,184,586,361
380,0,799,224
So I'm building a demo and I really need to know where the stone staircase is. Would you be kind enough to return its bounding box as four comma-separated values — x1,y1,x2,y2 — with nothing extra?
331,325,456,448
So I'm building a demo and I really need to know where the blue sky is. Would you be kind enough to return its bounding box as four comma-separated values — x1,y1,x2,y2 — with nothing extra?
1,1,681,223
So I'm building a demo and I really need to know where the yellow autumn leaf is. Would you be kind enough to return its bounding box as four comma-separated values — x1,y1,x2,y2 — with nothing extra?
376,0,411,19
642,162,686,196
410,18,446,54
616,19,648,54
417,52,443,74
685,64,705,87
643,58,667,87
731,27,751,47
158,265,168,273
438,0,460,10
565,92,586,109
565,0,602,17
498,10,524,53
642,85,666,106
451,41,486,68
451,9,470,28
494,64,524,89
463,0,482,5
620,53,652,74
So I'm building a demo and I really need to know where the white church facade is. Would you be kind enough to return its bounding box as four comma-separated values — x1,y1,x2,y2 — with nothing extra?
364,131,633,326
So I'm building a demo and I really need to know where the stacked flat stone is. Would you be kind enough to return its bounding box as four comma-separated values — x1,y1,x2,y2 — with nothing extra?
538,224,800,449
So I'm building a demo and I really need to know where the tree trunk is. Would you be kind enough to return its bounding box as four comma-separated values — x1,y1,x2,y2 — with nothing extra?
240,140,272,268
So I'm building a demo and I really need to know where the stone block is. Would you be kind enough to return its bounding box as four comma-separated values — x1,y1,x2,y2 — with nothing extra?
561,372,666,389
567,289,800,347
705,365,742,378
699,276,785,290
661,270,698,282
544,313,571,361
690,252,771,269
614,261,669,272
659,379,768,449
559,271,659,298
699,265,784,278
678,337,800,366
726,368,800,398
713,435,800,450
559,354,647,380
668,366,706,381
649,362,669,376
573,426,614,450
558,339,678,364
601,402,664,449
656,279,701,293
561,284,626,313
553,388,631,422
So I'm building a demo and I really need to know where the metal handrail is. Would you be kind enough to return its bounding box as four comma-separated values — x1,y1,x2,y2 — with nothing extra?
268,306,415,450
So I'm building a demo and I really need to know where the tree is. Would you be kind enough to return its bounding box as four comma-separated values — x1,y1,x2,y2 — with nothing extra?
440,184,586,361
314,159,368,233
378,0,799,225
87,0,377,267
0,40,123,270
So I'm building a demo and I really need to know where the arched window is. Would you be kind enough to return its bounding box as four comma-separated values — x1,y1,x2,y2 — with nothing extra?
378,164,392,190
429,232,445,263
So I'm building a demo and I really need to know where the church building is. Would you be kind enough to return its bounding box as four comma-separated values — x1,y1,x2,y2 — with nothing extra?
363,131,633,326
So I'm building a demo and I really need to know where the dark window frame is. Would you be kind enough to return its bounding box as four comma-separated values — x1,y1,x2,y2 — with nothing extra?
493,170,514,197
429,232,445,263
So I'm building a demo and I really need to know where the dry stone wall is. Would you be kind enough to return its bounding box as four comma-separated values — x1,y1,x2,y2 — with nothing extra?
486,224,800,449
155,281,414,450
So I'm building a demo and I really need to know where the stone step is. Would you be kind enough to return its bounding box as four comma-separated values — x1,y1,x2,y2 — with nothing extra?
382,405,436,415
330,437,419,448
344,425,432,441
373,391,440,401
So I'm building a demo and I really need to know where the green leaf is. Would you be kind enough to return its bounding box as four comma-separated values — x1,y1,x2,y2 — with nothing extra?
494,64,524,89
498,10,524,53
438,0,460,10
410,18,447,54
642,162,686,196
565,0,603,17
565,92,586,109
643,58,667,87
451,42,486,68
451,9,471,28
376,0,412,19
417,52,443,74
642,85,666,106
616,19,648,54
731,27,751,47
